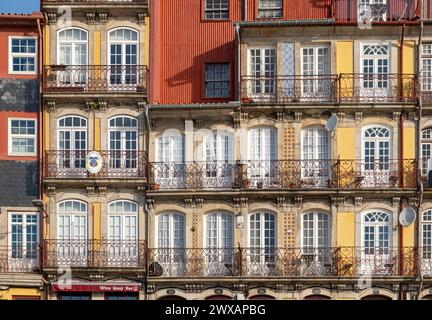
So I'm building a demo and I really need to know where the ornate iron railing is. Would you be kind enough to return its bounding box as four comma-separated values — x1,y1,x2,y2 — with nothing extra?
339,73,417,103
240,74,418,104
147,247,417,278
43,65,149,93
241,75,338,104
0,246,40,273
44,150,147,179
42,240,146,269
149,159,416,190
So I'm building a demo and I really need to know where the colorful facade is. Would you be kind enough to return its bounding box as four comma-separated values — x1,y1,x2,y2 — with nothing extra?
0,12,44,300
2,0,432,300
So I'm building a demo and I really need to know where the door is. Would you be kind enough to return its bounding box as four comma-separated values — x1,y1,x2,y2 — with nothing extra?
301,47,331,100
248,212,277,276
205,212,234,275
362,126,392,187
203,133,234,188
57,116,87,177
361,44,390,100
57,28,87,86
109,28,138,89
108,116,138,176
301,212,332,276
362,211,393,275
249,48,276,100
248,127,277,187
157,133,185,188
8,213,39,272
157,213,186,276
108,201,138,267
57,201,88,267
301,127,331,187
421,210,432,275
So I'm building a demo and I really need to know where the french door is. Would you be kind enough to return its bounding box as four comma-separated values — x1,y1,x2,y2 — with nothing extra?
108,215,138,266
249,48,276,99
57,214,87,267
248,212,277,275
301,47,331,100
109,29,138,88
205,213,234,275
248,128,277,187
203,133,234,188
422,210,432,275
157,134,185,188
361,44,390,100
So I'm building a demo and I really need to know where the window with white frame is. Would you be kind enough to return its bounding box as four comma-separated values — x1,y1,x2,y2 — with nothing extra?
205,0,229,19
422,210,432,260
363,126,391,170
9,37,37,74
108,200,138,242
358,0,387,21
258,0,283,19
108,116,138,170
58,28,88,84
205,212,233,248
249,48,276,95
9,119,36,156
422,44,432,92
9,213,39,260
158,132,185,163
301,46,330,95
249,127,276,161
157,212,186,271
302,212,330,249
57,200,88,241
203,131,234,184
57,116,87,171
361,44,389,90
302,127,330,161
205,63,230,98
249,212,276,263
421,128,432,176
362,210,391,255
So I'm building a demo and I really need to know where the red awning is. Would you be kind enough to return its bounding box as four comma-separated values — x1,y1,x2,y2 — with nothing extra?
51,283,141,293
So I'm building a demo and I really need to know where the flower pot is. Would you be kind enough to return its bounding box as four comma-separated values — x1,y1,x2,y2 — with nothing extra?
150,183,160,191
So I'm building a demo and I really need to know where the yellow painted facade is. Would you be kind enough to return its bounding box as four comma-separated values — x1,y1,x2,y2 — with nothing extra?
94,31,101,66
336,212,356,247
0,288,43,300
93,203,101,240
94,117,101,150
336,41,354,96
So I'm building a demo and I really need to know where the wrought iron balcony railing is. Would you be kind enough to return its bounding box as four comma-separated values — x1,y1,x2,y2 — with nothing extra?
149,159,416,190
240,74,417,104
42,240,146,269
43,65,149,94
148,247,418,278
0,246,40,273
44,150,147,179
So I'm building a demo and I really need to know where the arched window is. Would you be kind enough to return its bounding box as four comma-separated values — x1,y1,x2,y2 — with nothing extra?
361,44,389,91
108,28,139,85
108,116,138,171
57,116,87,172
58,28,88,85
421,210,432,268
248,127,277,187
249,212,276,272
421,128,432,176
108,200,138,242
362,210,392,256
203,131,234,187
302,212,330,249
157,131,185,188
362,126,392,186
57,200,87,241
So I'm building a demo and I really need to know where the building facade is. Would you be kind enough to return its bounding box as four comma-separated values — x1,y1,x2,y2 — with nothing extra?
146,0,432,300
0,12,44,300
41,0,149,300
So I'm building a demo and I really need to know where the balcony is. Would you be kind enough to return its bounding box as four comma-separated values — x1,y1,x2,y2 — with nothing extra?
44,150,147,182
333,0,419,22
241,75,338,104
0,246,40,273
147,247,417,278
43,65,149,95
149,159,416,191
240,74,417,105
42,240,146,269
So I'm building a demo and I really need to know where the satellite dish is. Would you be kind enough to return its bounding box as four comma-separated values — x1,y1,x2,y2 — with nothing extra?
326,114,339,132
399,207,417,227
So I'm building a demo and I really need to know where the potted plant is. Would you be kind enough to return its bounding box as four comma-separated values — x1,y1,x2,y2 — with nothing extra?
150,182,160,191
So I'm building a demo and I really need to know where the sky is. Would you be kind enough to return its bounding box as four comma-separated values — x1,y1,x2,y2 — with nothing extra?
0,0,40,14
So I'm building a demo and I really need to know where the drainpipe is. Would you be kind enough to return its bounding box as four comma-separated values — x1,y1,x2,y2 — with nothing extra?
236,24,241,105
244,0,248,21
144,105,152,300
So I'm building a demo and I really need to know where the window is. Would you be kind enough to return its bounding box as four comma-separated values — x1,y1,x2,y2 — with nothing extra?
108,116,138,171
57,200,88,241
59,293,91,300
58,28,88,84
422,210,432,260
108,200,138,242
249,212,276,268
302,127,330,161
361,44,389,91
9,119,36,156
205,63,230,98
249,48,276,96
363,126,391,168
105,293,139,300
421,128,432,176
362,210,391,255
9,213,39,261
205,0,229,19
157,131,186,188
422,44,432,92
9,37,37,74
301,47,330,96
302,212,330,249
258,0,283,19
358,0,387,21
108,28,139,86
57,116,87,173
